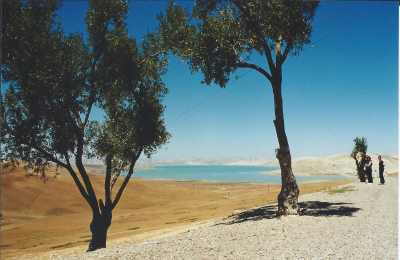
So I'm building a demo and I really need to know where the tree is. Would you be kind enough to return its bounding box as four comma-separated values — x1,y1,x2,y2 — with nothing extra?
351,137,368,182
2,0,170,251
157,0,319,215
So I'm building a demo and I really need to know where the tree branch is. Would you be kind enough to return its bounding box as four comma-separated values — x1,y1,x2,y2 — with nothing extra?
138,51,162,65
279,40,293,67
111,148,142,211
83,92,96,128
231,0,276,74
71,108,84,129
83,49,104,128
60,147,91,202
110,159,126,193
104,154,112,209
236,61,273,82
74,132,100,215
4,125,91,202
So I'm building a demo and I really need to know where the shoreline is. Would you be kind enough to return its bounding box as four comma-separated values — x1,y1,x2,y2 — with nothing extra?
87,165,358,184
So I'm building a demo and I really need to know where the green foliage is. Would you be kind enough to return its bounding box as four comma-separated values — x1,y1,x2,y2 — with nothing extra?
351,137,368,182
351,137,368,158
127,227,140,230
2,0,89,162
2,0,171,243
50,243,72,249
157,0,319,87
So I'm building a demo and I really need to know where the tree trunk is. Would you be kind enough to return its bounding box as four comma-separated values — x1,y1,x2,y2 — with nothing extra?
276,146,299,215
357,160,366,182
272,79,299,215
87,211,112,252
358,167,366,182
353,155,366,182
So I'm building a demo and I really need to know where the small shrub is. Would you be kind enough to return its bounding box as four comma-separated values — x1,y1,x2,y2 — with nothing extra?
326,186,355,194
128,227,140,230
50,243,72,249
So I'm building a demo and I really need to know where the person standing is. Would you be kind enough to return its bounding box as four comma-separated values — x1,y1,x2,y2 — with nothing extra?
378,156,385,185
365,155,373,184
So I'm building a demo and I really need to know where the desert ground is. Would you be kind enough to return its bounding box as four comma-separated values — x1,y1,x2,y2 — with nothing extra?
62,172,398,260
1,153,397,259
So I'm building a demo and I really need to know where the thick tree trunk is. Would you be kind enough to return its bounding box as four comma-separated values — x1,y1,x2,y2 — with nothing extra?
358,167,366,182
272,80,299,215
275,147,299,215
356,158,366,182
87,211,112,252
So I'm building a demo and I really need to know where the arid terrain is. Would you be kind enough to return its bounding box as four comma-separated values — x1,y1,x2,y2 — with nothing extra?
62,173,398,260
1,164,357,259
265,153,399,176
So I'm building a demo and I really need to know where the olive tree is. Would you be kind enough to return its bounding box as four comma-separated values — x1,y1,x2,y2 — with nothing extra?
157,0,319,215
2,0,170,251
351,137,368,182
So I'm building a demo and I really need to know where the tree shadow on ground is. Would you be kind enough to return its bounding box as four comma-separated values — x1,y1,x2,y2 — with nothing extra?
216,201,361,226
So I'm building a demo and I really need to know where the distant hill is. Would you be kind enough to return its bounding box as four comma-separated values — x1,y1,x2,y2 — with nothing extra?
137,157,279,167
137,153,398,177
267,152,398,176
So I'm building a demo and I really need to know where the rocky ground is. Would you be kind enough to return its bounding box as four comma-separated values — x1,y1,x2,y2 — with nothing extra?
56,176,398,260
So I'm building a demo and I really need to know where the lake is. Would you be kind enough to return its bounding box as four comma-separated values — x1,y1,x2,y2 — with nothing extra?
129,165,355,183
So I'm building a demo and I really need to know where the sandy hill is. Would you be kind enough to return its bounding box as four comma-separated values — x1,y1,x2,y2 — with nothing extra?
0,167,202,217
266,152,398,176
137,153,398,176
136,157,279,167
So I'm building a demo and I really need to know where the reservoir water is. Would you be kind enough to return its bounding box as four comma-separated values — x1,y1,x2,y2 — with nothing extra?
130,165,355,183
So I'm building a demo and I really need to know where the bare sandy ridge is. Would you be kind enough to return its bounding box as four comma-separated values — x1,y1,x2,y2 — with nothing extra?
265,152,398,176
138,153,398,176
60,175,398,260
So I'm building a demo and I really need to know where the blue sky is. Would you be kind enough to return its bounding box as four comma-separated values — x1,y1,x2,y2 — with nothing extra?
11,1,400,161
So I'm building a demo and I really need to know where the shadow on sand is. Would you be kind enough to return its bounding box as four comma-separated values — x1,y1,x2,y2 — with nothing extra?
216,201,361,225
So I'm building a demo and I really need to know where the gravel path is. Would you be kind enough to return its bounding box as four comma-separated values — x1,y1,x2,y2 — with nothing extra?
59,177,398,260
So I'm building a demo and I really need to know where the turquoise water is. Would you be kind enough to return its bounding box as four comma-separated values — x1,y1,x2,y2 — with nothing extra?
129,165,355,183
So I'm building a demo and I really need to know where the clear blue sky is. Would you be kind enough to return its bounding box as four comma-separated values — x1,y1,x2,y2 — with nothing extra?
12,1,400,162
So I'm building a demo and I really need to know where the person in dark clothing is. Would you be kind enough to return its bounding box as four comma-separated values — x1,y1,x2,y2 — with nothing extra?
378,156,385,185
365,155,373,184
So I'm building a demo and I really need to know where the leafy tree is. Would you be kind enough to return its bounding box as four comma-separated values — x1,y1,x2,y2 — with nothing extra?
351,137,368,182
157,0,319,215
2,0,170,251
